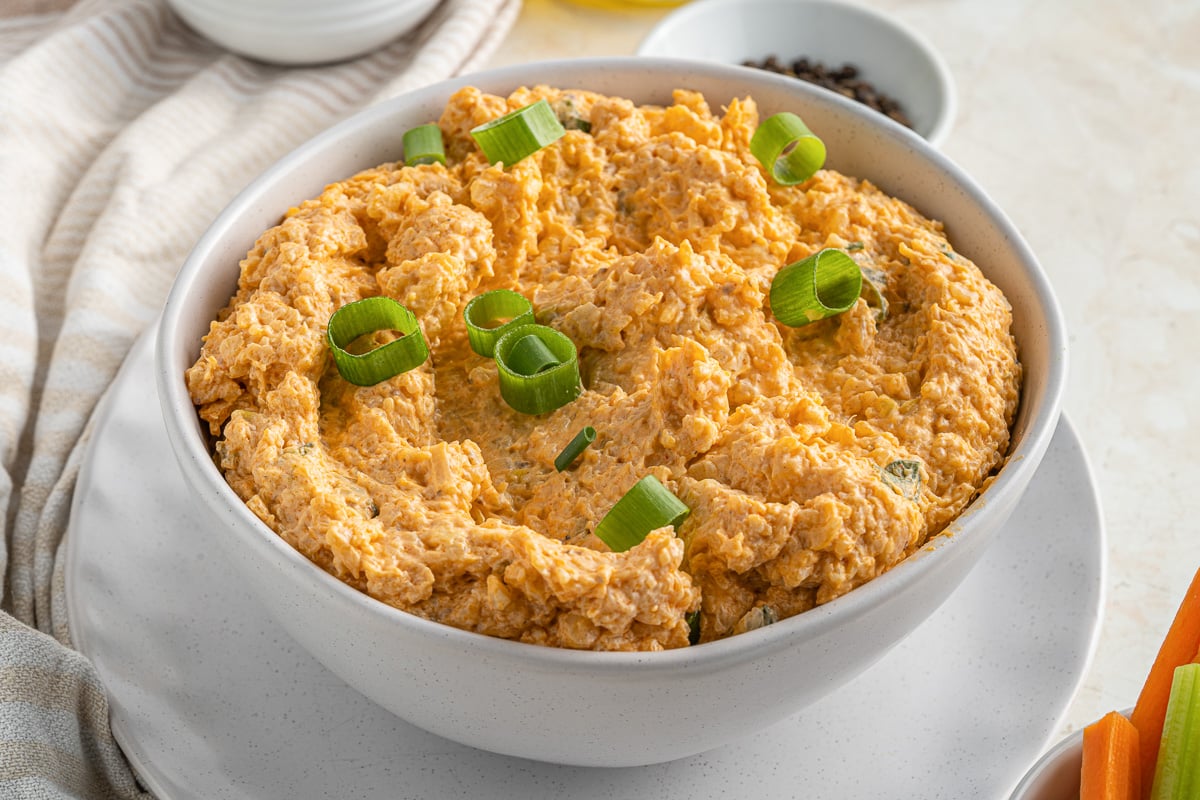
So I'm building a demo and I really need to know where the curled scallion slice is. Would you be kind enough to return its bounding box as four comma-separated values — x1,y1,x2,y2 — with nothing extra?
464,289,535,357
402,123,446,166
507,331,561,376
326,297,429,386
593,475,690,553
470,99,565,166
493,324,581,415
554,426,596,472
770,248,863,326
750,112,826,185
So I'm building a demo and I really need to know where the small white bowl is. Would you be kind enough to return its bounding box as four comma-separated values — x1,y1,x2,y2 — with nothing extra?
1008,726,1085,799
165,0,441,65
637,0,955,146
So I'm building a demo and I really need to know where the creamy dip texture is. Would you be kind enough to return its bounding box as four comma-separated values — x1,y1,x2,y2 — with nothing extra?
186,85,1021,651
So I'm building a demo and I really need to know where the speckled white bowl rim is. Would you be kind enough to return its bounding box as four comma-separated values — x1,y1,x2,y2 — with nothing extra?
156,57,1067,676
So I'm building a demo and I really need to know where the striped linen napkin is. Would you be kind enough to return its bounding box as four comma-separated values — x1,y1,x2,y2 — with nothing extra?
0,0,520,796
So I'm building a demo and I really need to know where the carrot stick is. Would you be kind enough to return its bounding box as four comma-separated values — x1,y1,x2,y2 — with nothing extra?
1082,711,1141,800
1131,567,1200,800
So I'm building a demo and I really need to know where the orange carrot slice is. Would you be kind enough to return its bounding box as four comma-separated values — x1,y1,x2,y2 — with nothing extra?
1131,567,1200,800
1082,711,1141,800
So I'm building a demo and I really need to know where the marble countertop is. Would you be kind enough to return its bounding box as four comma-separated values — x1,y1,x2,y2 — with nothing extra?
486,0,1200,744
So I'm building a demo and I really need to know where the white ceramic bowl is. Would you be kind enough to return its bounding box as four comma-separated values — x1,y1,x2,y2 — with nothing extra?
165,0,441,65
637,0,956,146
156,57,1066,767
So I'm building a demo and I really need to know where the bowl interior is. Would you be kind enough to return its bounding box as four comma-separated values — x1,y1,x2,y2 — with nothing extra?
1009,730,1082,799
637,0,954,144
158,57,1064,666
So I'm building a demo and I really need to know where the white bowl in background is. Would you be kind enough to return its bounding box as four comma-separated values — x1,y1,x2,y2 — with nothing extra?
637,0,956,146
165,0,441,65
156,57,1065,767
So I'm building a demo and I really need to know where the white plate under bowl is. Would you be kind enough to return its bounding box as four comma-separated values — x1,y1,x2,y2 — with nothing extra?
66,330,1104,799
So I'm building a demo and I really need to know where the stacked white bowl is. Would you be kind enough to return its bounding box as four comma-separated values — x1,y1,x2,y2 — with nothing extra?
165,0,442,65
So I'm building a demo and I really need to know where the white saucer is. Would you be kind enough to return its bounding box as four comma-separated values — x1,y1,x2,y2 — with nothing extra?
66,331,1104,800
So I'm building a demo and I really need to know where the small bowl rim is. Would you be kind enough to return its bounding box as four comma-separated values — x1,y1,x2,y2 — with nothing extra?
166,0,437,29
156,55,1065,674
1008,708,1134,799
636,0,957,147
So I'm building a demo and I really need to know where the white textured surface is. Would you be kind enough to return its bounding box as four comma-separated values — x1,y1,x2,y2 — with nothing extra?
67,332,1102,799
496,0,1200,750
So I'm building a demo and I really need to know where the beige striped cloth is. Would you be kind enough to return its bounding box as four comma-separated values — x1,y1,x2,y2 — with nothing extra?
0,0,520,796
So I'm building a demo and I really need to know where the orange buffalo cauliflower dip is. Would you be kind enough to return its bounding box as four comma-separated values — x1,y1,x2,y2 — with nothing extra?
185,86,1021,651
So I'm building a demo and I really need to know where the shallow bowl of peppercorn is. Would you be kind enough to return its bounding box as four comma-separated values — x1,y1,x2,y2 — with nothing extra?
637,0,956,146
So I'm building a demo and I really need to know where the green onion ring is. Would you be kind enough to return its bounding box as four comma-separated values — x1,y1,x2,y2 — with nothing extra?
463,289,535,357
402,123,446,166
493,324,582,415
594,475,690,553
507,334,561,375
554,426,596,472
750,112,826,185
470,99,565,166
326,297,429,386
769,248,863,326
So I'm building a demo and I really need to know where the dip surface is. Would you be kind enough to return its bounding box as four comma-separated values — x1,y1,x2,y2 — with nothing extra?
186,86,1021,651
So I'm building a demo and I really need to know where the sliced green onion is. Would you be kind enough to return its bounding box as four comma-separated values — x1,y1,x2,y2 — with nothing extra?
686,609,701,645
470,99,565,166
845,241,865,252
507,333,561,375
554,426,596,472
594,475,690,553
1151,663,1200,800
493,324,581,415
732,605,779,635
770,248,863,326
751,112,826,185
551,95,591,133
881,459,922,500
402,123,445,166
859,264,889,322
464,289,535,357
326,297,428,386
